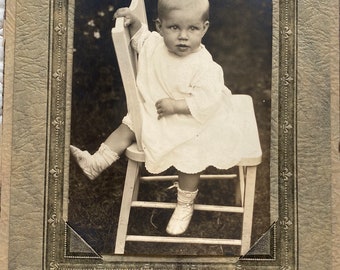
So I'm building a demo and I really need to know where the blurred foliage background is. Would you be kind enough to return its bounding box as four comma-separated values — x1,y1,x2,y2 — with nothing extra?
69,0,272,256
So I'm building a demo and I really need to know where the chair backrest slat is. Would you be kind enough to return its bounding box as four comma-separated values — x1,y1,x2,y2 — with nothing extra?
111,0,147,151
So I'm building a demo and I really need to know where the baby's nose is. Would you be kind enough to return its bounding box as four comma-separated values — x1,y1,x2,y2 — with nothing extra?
178,30,188,39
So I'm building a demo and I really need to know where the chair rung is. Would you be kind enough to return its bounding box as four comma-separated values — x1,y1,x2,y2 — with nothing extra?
126,235,242,246
140,174,237,182
131,201,244,213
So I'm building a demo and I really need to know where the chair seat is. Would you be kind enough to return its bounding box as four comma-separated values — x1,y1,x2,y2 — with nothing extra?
125,143,145,162
231,95,262,166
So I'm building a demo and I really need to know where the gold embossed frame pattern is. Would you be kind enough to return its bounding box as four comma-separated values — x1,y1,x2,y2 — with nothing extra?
44,0,297,269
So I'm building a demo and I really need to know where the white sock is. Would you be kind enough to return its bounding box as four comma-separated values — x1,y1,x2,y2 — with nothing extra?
70,143,119,180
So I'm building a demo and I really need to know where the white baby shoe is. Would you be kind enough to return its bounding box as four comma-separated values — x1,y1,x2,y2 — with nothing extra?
166,186,198,235
70,143,119,180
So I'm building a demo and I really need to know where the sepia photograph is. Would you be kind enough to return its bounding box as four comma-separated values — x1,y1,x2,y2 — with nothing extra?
1,0,338,269
67,0,272,257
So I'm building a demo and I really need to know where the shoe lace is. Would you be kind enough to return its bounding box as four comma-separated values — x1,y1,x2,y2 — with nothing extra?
167,181,179,190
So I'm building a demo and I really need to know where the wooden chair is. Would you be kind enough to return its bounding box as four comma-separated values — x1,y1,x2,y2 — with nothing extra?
111,0,262,256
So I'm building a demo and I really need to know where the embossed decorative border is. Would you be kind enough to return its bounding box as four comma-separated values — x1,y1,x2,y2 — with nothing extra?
44,0,297,269
45,0,69,268
277,0,297,268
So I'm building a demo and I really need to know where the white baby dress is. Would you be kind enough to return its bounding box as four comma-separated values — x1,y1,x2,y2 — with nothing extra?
123,25,244,174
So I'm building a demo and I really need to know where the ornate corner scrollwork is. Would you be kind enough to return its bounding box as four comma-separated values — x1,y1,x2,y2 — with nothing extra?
280,265,292,270
235,264,244,270
50,261,59,270
52,117,64,131
54,22,66,36
282,120,293,134
53,69,65,82
280,167,293,182
281,26,293,39
49,165,61,179
48,214,58,228
281,73,294,86
280,217,293,230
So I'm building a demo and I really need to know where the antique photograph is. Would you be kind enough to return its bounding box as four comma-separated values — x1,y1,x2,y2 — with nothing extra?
1,0,338,269
68,0,272,257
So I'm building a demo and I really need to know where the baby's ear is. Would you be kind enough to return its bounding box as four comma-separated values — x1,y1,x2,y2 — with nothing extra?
155,18,162,34
203,20,210,34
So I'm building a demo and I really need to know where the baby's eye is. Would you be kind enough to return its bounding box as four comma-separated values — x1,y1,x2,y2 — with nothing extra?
169,25,178,30
189,26,199,31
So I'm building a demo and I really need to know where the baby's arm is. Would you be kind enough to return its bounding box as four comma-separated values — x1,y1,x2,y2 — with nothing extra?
155,98,190,119
114,8,142,37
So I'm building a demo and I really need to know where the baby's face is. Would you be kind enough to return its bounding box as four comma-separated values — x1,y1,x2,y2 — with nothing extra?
157,8,209,57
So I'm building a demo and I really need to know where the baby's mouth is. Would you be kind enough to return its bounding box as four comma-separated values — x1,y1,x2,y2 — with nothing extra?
177,44,189,50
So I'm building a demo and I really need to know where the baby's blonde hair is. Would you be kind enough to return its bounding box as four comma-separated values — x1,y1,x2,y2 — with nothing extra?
158,0,210,21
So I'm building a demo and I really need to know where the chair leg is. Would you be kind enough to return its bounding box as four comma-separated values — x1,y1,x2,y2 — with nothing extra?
241,166,257,255
235,166,245,206
114,159,140,254
132,173,140,201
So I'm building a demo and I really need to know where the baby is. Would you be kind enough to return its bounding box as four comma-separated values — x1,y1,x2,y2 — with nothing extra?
71,0,243,235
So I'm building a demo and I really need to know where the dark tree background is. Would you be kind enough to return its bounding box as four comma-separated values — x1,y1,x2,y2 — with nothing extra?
69,0,272,256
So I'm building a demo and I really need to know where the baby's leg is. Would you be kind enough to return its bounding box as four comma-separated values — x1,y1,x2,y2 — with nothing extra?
70,124,135,180
177,171,200,192
103,123,136,155
166,172,200,235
